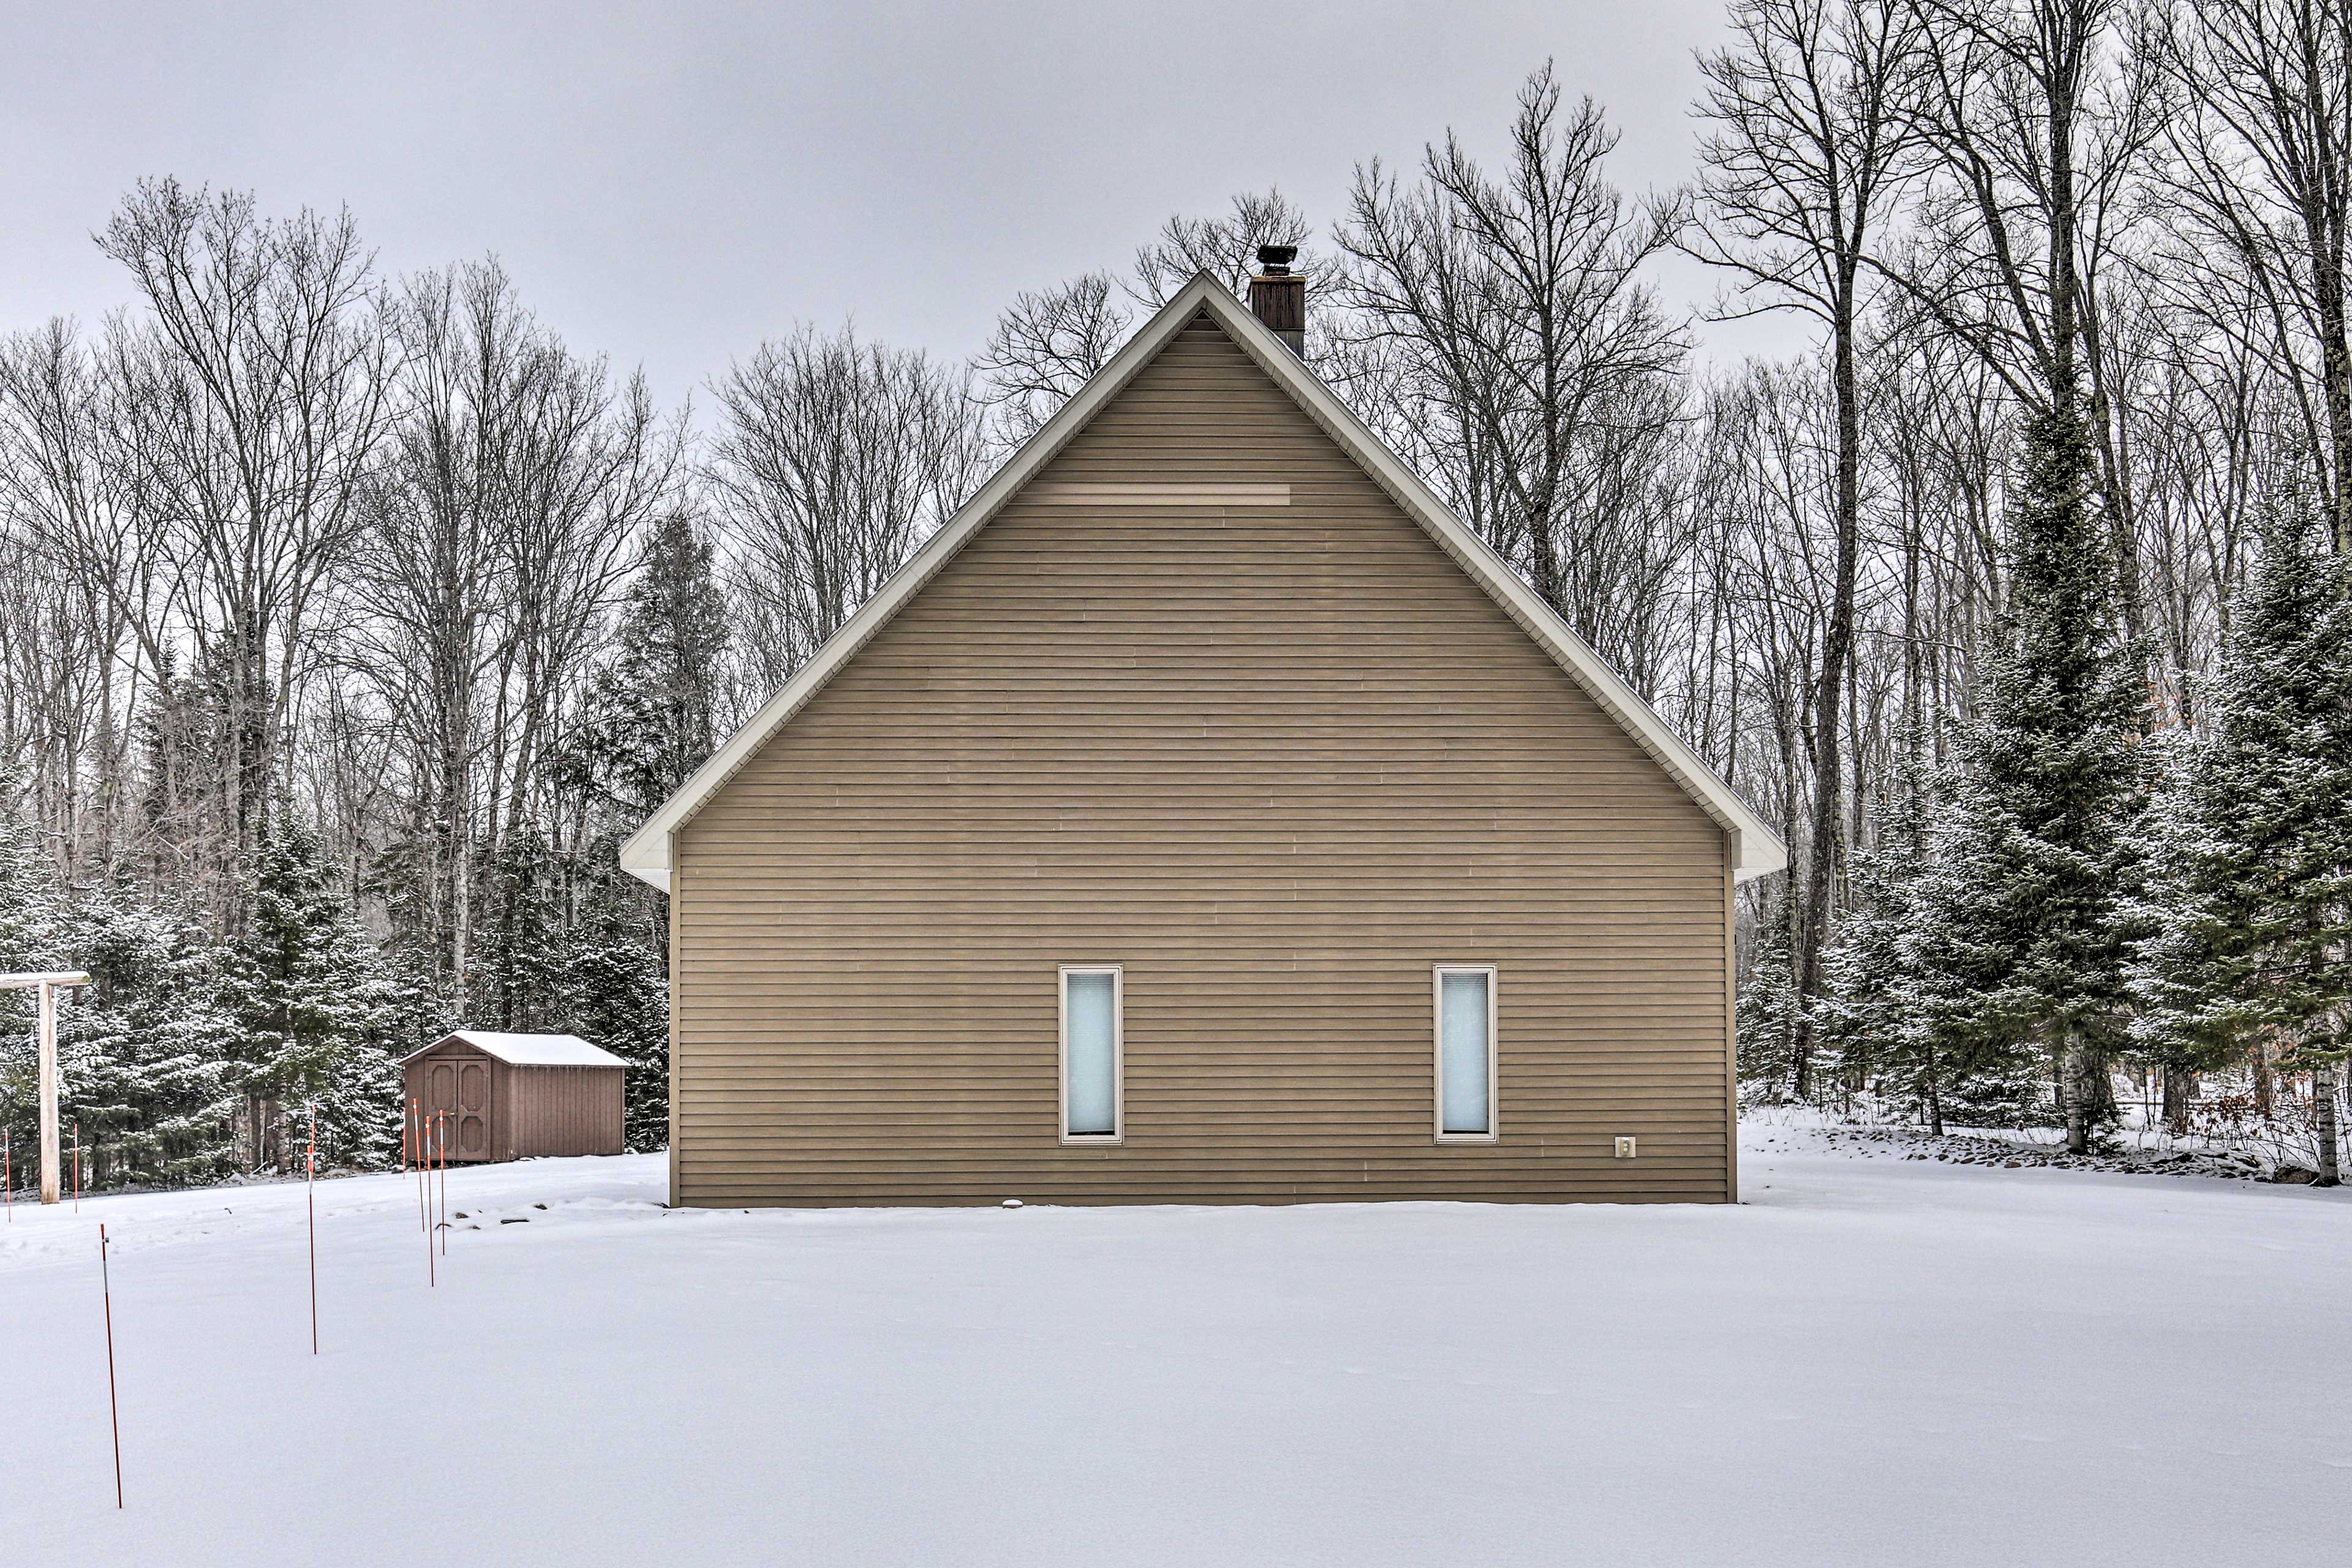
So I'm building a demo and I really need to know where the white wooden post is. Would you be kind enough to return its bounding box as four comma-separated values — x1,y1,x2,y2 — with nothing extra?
38,981,58,1204
3,971,91,1205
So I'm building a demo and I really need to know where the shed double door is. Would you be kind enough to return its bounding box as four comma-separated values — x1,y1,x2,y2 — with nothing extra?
420,1053,494,1162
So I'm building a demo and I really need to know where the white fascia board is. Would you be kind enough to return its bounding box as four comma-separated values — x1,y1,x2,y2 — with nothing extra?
619,274,1789,887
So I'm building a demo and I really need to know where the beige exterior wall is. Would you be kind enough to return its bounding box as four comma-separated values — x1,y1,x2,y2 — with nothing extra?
671,312,1736,1205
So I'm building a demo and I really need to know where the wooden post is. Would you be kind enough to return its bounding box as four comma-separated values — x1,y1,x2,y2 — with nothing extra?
2,971,91,1205
39,981,59,1205
307,1103,318,1355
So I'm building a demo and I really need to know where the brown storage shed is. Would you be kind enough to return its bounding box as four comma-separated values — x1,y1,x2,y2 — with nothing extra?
399,1031,627,1163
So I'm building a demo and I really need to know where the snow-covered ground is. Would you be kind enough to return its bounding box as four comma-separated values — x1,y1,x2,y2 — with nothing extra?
5,1128,2346,1566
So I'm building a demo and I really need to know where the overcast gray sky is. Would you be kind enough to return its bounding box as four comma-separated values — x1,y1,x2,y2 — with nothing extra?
4,0,1789,409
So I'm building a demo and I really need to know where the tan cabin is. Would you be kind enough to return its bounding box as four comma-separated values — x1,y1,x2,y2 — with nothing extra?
401,1031,627,1163
622,263,1785,1208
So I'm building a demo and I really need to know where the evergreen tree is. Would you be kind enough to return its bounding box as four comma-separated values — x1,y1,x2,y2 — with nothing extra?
1905,398,2144,1152
572,510,731,819
1823,728,1941,1129
2116,727,2229,1134
472,833,547,1031
556,905,671,1150
0,807,66,970
59,886,241,1189
2128,491,2352,1183
0,810,68,1194
224,810,404,1170
544,510,721,1148
1737,887,1804,1100
1879,766,2053,1130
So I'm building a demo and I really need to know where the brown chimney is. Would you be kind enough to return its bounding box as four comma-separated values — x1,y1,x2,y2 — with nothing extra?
1248,244,1305,355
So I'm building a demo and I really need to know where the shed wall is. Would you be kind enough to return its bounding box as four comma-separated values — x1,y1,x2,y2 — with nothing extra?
672,312,1736,1205
503,1066,627,1158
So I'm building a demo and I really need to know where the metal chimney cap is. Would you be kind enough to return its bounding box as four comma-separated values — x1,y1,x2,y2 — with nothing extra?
1256,244,1298,274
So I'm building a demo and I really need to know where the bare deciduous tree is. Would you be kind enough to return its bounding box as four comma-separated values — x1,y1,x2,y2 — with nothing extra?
973,272,1131,450
1689,0,1927,1098
1129,189,1315,305
707,325,986,693
1332,64,1692,685
2154,0,2352,549
1893,0,2169,635
96,179,395,915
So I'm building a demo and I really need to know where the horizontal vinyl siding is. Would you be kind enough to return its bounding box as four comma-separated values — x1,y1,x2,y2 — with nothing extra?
674,313,1733,1205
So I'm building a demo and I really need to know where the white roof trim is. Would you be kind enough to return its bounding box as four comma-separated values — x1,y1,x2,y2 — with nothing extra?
620,276,1787,888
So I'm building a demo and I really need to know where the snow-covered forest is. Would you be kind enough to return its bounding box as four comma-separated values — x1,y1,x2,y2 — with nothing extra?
5,0,2350,1189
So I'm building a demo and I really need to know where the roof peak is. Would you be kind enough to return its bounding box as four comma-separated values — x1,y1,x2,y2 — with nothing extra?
619,277,1785,884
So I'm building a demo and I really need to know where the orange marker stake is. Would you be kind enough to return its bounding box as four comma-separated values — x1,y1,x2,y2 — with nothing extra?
426,1115,437,1290
436,1111,449,1258
413,1099,426,1233
99,1223,123,1509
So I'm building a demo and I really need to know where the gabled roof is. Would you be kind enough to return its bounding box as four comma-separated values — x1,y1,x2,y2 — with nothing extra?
621,275,1788,887
402,1031,627,1068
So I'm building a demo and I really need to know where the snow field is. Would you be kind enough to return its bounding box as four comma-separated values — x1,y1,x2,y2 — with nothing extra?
3,1127,2346,1566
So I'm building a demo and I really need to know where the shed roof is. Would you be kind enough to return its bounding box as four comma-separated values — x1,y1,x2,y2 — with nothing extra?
619,274,1788,886
401,1031,627,1068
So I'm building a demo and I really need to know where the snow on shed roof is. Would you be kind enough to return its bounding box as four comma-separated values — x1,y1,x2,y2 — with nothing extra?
401,1031,627,1068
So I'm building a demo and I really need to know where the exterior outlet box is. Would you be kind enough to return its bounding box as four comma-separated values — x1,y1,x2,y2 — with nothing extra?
1614,1136,1637,1159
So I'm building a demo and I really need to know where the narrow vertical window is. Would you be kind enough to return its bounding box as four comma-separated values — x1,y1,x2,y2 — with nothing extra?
1435,965,1496,1141
1060,966,1122,1142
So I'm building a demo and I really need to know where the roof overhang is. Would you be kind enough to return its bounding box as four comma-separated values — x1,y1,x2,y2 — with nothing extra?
620,275,1788,889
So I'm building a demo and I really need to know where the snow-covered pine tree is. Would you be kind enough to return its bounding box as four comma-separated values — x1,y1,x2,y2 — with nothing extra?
469,829,572,1032
1823,724,1940,1129
0,807,66,971
540,507,724,1141
225,810,404,1172
0,808,69,1195
2118,725,2230,1134
2128,488,2352,1183
572,508,732,820
557,907,671,1151
1737,886,1803,1102
59,886,241,1189
1887,763,2051,1131
1902,396,2144,1153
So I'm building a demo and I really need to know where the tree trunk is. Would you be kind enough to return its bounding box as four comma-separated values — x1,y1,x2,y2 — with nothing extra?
2062,1031,2091,1155
2162,1064,2192,1137
2316,1066,2341,1188
2306,175,2352,552
2252,1036,2274,1120
1923,1033,1944,1138
1791,277,1865,1104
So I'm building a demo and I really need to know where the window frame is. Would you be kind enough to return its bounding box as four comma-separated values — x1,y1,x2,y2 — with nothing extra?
1058,964,1125,1145
1432,963,1499,1144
